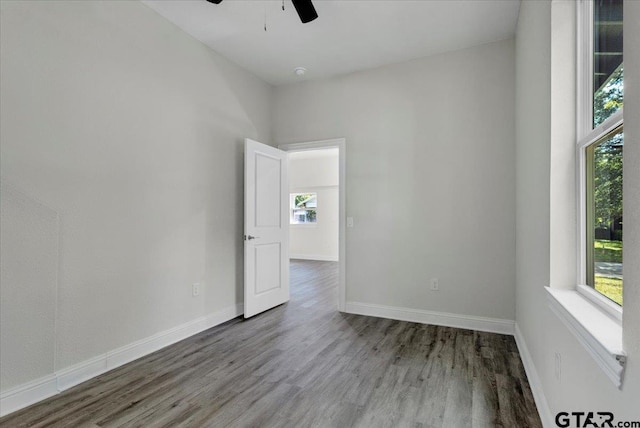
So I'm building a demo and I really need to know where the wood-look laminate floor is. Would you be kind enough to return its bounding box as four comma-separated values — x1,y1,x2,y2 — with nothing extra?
0,260,541,428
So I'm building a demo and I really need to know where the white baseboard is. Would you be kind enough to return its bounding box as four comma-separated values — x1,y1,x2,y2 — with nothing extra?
0,375,58,418
0,303,243,417
344,301,515,335
290,254,338,262
514,323,553,428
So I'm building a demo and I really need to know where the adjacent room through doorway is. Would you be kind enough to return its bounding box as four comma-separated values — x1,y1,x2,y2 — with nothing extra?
288,148,339,263
287,147,340,310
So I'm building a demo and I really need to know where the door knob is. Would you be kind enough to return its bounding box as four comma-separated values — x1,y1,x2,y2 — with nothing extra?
245,235,259,240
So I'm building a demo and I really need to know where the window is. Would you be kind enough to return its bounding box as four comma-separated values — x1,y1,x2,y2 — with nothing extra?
290,193,317,224
578,0,623,307
545,0,626,390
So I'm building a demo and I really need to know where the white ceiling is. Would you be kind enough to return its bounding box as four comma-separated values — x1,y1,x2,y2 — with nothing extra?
142,0,521,86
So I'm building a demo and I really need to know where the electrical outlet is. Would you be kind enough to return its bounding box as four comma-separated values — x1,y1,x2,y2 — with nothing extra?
430,278,439,291
192,283,201,297
555,352,562,381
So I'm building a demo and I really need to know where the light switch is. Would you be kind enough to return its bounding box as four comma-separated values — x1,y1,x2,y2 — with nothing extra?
347,217,354,228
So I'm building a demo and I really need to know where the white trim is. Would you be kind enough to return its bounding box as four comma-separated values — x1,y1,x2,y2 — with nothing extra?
576,284,622,321
279,139,344,153
0,374,58,417
577,128,588,284
56,355,106,392
290,185,338,192
0,303,243,417
576,109,624,150
290,254,338,262
576,0,591,294
514,324,553,428
545,287,625,388
576,0,593,140
279,138,347,312
344,301,515,336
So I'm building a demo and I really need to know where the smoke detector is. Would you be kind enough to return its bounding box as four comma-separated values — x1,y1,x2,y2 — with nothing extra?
294,67,307,76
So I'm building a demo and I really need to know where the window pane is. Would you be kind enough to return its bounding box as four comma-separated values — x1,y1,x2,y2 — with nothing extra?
304,210,316,223
593,0,623,127
585,129,623,305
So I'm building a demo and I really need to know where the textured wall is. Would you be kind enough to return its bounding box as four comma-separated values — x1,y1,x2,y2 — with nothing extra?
0,0,272,389
0,183,58,389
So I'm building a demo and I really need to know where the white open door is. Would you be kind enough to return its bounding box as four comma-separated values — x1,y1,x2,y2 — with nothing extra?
244,138,290,318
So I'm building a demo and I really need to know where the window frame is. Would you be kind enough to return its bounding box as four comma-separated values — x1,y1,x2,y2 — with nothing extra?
575,0,623,319
289,192,318,226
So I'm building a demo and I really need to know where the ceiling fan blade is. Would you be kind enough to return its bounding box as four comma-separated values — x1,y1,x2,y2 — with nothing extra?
291,0,318,24
206,0,223,4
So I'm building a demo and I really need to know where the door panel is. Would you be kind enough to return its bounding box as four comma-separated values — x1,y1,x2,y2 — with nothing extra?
255,153,282,227
254,243,282,294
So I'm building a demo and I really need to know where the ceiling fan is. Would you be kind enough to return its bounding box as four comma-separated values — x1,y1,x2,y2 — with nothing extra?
205,0,318,24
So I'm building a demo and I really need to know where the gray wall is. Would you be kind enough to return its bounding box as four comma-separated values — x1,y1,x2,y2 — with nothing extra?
514,1,552,416
274,39,517,320
0,0,272,389
515,0,640,420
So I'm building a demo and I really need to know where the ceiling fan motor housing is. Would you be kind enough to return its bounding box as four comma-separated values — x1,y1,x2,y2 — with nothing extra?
205,0,318,24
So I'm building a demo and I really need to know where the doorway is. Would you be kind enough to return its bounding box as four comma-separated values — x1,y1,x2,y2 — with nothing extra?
279,139,346,312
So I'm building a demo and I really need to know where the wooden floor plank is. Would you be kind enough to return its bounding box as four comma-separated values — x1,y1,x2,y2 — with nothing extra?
0,260,541,428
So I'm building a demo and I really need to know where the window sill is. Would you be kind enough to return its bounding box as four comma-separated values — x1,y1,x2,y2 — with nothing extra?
545,287,626,388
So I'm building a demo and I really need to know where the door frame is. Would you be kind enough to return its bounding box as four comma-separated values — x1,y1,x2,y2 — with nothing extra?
279,138,346,312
